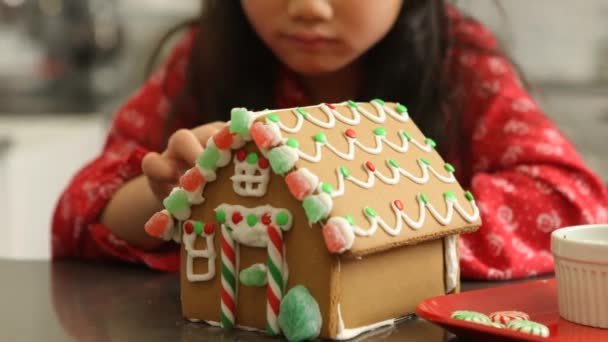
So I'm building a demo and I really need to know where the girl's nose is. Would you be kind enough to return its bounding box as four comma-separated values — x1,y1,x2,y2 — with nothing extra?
287,0,333,22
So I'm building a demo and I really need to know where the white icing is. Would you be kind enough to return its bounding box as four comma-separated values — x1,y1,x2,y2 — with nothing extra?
258,102,408,134
230,129,247,149
297,167,320,192
330,159,456,198
444,235,459,293
230,153,270,197
203,320,266,333
206,138,232,168
262,121,284,147
183,225,216,282
336,303,395,340
184,185,205,205
352,194,480,237
197,165,217,182
326,217,355,252
215,204,293,247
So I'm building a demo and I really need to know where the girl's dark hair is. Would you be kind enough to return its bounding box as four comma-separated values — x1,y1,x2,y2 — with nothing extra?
155,0,509,156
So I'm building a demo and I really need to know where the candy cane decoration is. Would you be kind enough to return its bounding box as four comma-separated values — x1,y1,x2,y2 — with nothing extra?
266,224,285,335
220,225,238,329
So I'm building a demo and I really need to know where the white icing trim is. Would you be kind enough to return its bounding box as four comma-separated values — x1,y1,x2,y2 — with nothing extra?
215,204,293,247
206,138,232,168
203,320,265,333
197,165,217,182
336,303,395,340
230,154,270,197
330,159,456,198
259,102,409,134
295,130,433,163
444,235,459,293
352,195,480,237
183,226,216,282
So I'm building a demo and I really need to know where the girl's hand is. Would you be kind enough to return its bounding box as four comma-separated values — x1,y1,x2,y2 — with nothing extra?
141,122,225,202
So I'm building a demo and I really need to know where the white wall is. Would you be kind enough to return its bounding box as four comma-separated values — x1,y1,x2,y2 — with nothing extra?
459,0,608,83
0,115,106,259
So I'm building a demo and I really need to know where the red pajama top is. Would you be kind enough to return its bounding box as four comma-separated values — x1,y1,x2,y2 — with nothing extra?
52,12,608,280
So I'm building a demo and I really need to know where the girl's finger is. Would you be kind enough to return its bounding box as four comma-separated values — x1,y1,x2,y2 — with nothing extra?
142,152,179,182
166,129,204,164
192,121,225,147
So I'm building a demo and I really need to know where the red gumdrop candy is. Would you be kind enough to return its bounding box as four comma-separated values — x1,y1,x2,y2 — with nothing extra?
285,171,312,200
250,122,276,149
180,167,205,192
212,126,234,150
145,211,171,237
322,223,347,253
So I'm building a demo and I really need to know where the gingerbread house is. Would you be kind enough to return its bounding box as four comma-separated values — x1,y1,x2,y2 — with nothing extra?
145,100,481,341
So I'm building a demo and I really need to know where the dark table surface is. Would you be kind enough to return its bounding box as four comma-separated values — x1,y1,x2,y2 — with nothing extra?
0,259,544,342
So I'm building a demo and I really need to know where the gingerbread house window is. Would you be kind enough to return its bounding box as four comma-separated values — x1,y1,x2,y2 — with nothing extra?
230,150,270,197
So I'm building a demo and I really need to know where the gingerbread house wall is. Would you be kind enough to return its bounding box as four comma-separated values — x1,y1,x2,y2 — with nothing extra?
180,143,337,336
330,239,446,337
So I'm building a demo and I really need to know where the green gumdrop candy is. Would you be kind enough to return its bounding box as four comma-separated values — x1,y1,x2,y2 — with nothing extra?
163,189,189,216
239,264,267,287
302,195,330,223
196,145,220,170
230,108,251,136
267,146,297,175
278,285,322,342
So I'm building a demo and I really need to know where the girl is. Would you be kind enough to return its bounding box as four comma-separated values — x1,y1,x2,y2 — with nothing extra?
53,0,608,279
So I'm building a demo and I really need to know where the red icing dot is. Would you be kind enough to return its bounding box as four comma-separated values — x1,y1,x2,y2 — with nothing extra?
258,157,270,169
204,223,215,235
180,167,204,192
261,213,272,225
394,200,404,211
345,129,357,139
184,221,194,234
365,161,376,172
212,126,234,150
236,150,247,162
326,103,336,110
232,212,243,224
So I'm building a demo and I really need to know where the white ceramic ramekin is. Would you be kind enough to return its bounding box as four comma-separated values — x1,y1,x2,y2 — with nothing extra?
551,224,608,329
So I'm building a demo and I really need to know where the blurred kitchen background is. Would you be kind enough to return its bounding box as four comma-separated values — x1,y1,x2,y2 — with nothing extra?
0,0,606,260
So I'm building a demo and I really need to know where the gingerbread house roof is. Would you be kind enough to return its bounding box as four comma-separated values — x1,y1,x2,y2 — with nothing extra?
146,100,481,256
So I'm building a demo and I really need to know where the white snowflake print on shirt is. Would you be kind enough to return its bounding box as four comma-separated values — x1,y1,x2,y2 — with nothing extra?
511,98,536,113
501,146,523,165
536,211,562,233
503,119,530,135
486,233,504,257
497,205,519,232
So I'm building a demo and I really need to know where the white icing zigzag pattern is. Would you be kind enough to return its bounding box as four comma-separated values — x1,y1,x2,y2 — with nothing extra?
353,193,480,236
291,129,434,162
328,159,456,198
259,101,409,133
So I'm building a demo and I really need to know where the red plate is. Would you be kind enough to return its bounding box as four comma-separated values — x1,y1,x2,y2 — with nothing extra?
416,278,608,341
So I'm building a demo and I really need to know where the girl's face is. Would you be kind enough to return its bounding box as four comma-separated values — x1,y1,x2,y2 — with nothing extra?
241,0,403,75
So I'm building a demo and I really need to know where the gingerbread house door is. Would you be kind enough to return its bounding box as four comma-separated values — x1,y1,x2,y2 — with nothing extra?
213,203,293,334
